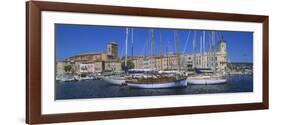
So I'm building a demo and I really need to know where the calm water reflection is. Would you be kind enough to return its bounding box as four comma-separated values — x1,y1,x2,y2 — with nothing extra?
55,74,253,100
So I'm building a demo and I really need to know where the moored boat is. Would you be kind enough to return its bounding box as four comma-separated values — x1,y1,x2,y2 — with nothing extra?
103,27,129,86
186,31,228,85
126,75,187,89
127,79,187,89
60,75,76,82
103,76,126,85
186,74,227,85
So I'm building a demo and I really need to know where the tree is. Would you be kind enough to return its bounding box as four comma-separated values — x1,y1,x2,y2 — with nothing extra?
121,60,135,70
64,65,72,73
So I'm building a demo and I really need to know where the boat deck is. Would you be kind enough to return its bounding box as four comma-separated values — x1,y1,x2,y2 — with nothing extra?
126,76,186,84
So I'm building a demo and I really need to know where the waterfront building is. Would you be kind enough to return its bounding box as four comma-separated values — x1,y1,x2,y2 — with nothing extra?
56,39,228,76
190,39,227,73
56,42,122,75
126,39,228,73
67,42,119,63
56,61,69,78
104,61,122,72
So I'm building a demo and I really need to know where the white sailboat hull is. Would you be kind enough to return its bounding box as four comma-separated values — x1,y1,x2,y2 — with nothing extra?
127,79,187,89
187,79,227,85
103,78,126,85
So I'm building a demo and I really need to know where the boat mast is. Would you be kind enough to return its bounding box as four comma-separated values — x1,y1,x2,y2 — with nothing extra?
200,33,203,68
219,32,224,41
167,41,170,70
203,31,206,68
174,30,180,71
207,33,212,68
211,31,216,72
144,37,148,58
125,27,129,70
193,31,196,69
160,32,163,70
150,29,155,70
131,28,134,57
182,31,191,72
144,37,148,69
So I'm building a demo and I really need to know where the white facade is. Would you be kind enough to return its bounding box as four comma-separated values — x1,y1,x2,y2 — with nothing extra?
130,40,227,73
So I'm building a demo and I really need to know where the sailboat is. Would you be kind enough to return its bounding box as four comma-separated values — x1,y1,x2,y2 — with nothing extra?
187,75,226,84
103,75,127,85
186,31,227,85
126,75,187,89
103,28,130,85
126,30,188,89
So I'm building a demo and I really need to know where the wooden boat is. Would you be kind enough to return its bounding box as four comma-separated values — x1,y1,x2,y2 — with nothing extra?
126,76,187,89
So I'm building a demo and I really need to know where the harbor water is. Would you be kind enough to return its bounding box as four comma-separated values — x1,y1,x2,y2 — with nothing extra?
55,74,253,100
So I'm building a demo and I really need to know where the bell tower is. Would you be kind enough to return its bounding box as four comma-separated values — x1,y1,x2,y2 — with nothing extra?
216,38,227,74
218,39,226,54
107,42,118,57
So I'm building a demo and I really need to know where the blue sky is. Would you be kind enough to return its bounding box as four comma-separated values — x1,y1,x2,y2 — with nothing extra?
55,24,253,63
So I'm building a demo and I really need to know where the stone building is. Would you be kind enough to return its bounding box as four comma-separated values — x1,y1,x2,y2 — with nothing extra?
56,39,228,75
67,42,119,63
130,54,187,70
127,39,228,73
104,61,122,72
56,42,122,76
56,61,69,78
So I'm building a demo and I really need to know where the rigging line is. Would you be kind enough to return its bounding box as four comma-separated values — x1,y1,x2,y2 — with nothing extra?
215,32,220,49
216,31,222,41
182,30,191,71
208,31,211,50
142,37,148,58
120,43,124,59
159,32,163,57
182,30,191,54
120,29,126,59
